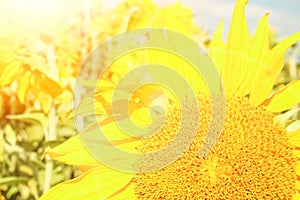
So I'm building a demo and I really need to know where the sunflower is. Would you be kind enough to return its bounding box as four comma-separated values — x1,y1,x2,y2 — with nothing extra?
40,0,300,199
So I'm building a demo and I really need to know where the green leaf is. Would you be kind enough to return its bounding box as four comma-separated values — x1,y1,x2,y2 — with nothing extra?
0,177,28,186
42,140,65,148
7,113,48,130
25,125,44,142
4,124,17,145
6,186,19,199
0,131,4,162
29,155,45,169
18,183,30,199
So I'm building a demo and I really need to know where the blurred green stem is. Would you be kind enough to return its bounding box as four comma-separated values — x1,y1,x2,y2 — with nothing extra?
43,102,57,194
0,128,4,175
43,45,58,194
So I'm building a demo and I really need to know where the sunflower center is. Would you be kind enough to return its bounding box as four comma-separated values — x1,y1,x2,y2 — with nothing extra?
133,96,297,199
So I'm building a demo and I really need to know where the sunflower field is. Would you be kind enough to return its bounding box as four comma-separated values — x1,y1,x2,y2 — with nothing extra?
0,0,300,199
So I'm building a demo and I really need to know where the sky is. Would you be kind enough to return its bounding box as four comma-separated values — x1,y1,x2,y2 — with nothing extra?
103,0,300,39
183,0,300,39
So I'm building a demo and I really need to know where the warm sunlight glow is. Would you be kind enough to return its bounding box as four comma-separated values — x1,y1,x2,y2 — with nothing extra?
0,0,84,36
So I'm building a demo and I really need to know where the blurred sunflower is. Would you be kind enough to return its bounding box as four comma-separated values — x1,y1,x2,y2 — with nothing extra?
40,0,300,199
90,0,208,101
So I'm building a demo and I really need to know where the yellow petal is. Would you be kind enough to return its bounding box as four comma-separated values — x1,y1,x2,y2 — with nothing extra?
243,14,270,97
110,181,137,200
222,0,250,96
293,194,300,200
130,107,152,128
295,162,300,176
47,149,98,166
32,70,63,97
209,19,225,73
46,136,82,155
17,71,31,103
251,31,300,105
40,167,134,200
77,163,101,173
44,122,141,166
133,84,164,106
265,80,300,112
98,121,140,146
73,93,108,118
287,128,300,147
296,181,300,190
152,8,193,39
38,92,52,113
44,136,98,166
292,149,300,158
147,14,209,95
119,7,140,32
0,62,20,86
